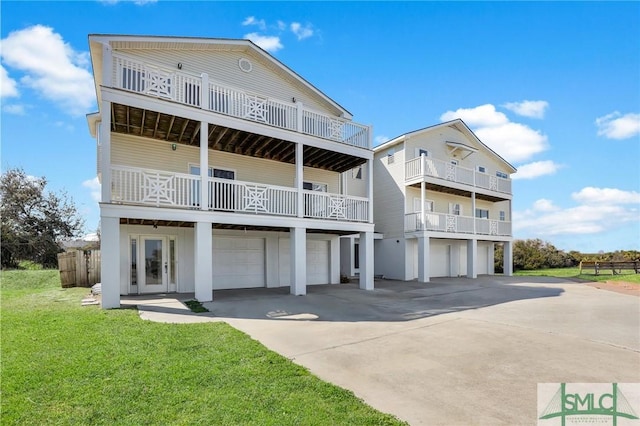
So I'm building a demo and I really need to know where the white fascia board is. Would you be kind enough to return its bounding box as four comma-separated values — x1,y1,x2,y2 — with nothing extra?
100,203,374,233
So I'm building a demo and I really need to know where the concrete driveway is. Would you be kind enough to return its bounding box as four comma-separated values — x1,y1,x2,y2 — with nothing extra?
129,277,640,425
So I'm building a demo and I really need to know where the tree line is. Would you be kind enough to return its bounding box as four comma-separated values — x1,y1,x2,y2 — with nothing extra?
495,239,640,272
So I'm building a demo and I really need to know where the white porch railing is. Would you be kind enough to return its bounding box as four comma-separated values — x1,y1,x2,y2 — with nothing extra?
405,212,511,236
405,156,511,195
110,166,369,222
208,178,298,216
113,53,370,149
303,191,369,222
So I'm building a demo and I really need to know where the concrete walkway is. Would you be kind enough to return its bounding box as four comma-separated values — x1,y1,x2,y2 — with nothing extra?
122,276,640,425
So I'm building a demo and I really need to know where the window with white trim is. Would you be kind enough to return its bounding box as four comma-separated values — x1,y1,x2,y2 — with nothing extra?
475,209,489,219
352,166,363,180
303,182,327,192
477,166,486,173
450,159,459,166
496,171,508,179
387,149,395,164
413,198,434,213
449,203,462,215
416,148,429,158
499,211,506,221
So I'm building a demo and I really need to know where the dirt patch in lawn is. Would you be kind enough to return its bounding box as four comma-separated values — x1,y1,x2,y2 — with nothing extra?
584,280,640,297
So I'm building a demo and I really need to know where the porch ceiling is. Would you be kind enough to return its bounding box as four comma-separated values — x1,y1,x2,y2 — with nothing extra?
111,104,366,173
407,182,507,202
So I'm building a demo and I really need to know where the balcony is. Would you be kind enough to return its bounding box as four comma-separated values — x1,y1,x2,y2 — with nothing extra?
405,156,512,195
404,212,511,236
112,54,370,149
111,166,369,223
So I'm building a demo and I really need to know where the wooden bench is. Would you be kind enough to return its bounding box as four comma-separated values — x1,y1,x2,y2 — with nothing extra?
579,261,640,275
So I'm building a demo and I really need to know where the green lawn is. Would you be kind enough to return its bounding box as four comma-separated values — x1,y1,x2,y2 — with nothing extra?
514,267,640,284
1,270,405,425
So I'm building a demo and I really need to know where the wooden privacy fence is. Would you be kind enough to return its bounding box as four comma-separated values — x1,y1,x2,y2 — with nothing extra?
579,260,640,276
57,250,101,288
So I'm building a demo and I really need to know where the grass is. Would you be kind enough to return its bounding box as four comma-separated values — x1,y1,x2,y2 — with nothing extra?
1,270,405,425
514,266,640,284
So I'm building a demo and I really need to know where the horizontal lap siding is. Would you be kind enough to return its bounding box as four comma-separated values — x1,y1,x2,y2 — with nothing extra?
116,48,337,116
373,148,406,238
111,133,339,191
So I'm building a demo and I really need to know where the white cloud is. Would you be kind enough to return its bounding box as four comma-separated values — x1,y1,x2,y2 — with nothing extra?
375,135,390,145
1,64,19,98
503,100,549,119
82,177,101,202
291,22,314,40
515,187,639,236
244,33,283,53
511,160,563,180
0,25,95,115
440,104,548,163
595,111,640,140
2,104,26,115
277,21,287,31
242,16,267,30
571,187,640,205
532,199,559,212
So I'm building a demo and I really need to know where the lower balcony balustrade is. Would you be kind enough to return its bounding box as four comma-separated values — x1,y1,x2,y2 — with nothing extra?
404,212,511,236
110,166,369,222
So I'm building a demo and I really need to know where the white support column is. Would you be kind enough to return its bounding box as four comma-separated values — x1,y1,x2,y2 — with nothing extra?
295,143,304,218
367,158,373,223
418,235,430,283
100,99,112,203
330,236,340,284
471,192,476,234
359,231,374,290
194,222,213,302
503,241,513,276
295,101,304,132
467,239,478,279
290,227,306,295
200,122,209,210
420,181,426,230
100,216,120,309
200,73,209,110
102,43,113,87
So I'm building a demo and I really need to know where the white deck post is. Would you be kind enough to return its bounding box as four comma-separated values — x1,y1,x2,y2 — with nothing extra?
367,157,373,223
200,122,209,210
100,216,120,309
359,231,374,290
418,235,430,283
194,222,213,302
467,239,478,279
200,73,209,110
471,192,476,234
296,143,304,218
100,100,112,203
503,241,513,276
290,227,306,295
330,236,340,284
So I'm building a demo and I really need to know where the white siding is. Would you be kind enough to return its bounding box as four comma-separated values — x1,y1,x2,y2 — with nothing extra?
111,133,340,192
372,147,406,238
115,48,339,117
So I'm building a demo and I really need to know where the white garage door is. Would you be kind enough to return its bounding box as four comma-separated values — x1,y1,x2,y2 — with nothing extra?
477,244,489,275
429,243,450,278
213,237,265,289
279,239,330,286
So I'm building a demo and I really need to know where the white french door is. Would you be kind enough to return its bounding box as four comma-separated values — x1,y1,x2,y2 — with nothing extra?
139,236,178,293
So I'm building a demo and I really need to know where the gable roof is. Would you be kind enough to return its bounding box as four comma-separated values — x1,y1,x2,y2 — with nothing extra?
374,119,517,173
87,34,352,119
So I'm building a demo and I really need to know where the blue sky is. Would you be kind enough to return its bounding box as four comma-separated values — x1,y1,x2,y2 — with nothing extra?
1,1,639,253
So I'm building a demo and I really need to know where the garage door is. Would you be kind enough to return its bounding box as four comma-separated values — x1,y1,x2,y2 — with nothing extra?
477,244,489,275
279,239,330,286
429,242,449,278
213,237,265,289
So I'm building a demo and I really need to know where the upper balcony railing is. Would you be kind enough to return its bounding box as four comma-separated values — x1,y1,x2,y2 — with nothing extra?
405,156,512,195
111,165,369,223
112,54,370,149
404,212,511,236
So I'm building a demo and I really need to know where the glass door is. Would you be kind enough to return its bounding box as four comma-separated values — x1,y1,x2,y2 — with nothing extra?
140,237,168,293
